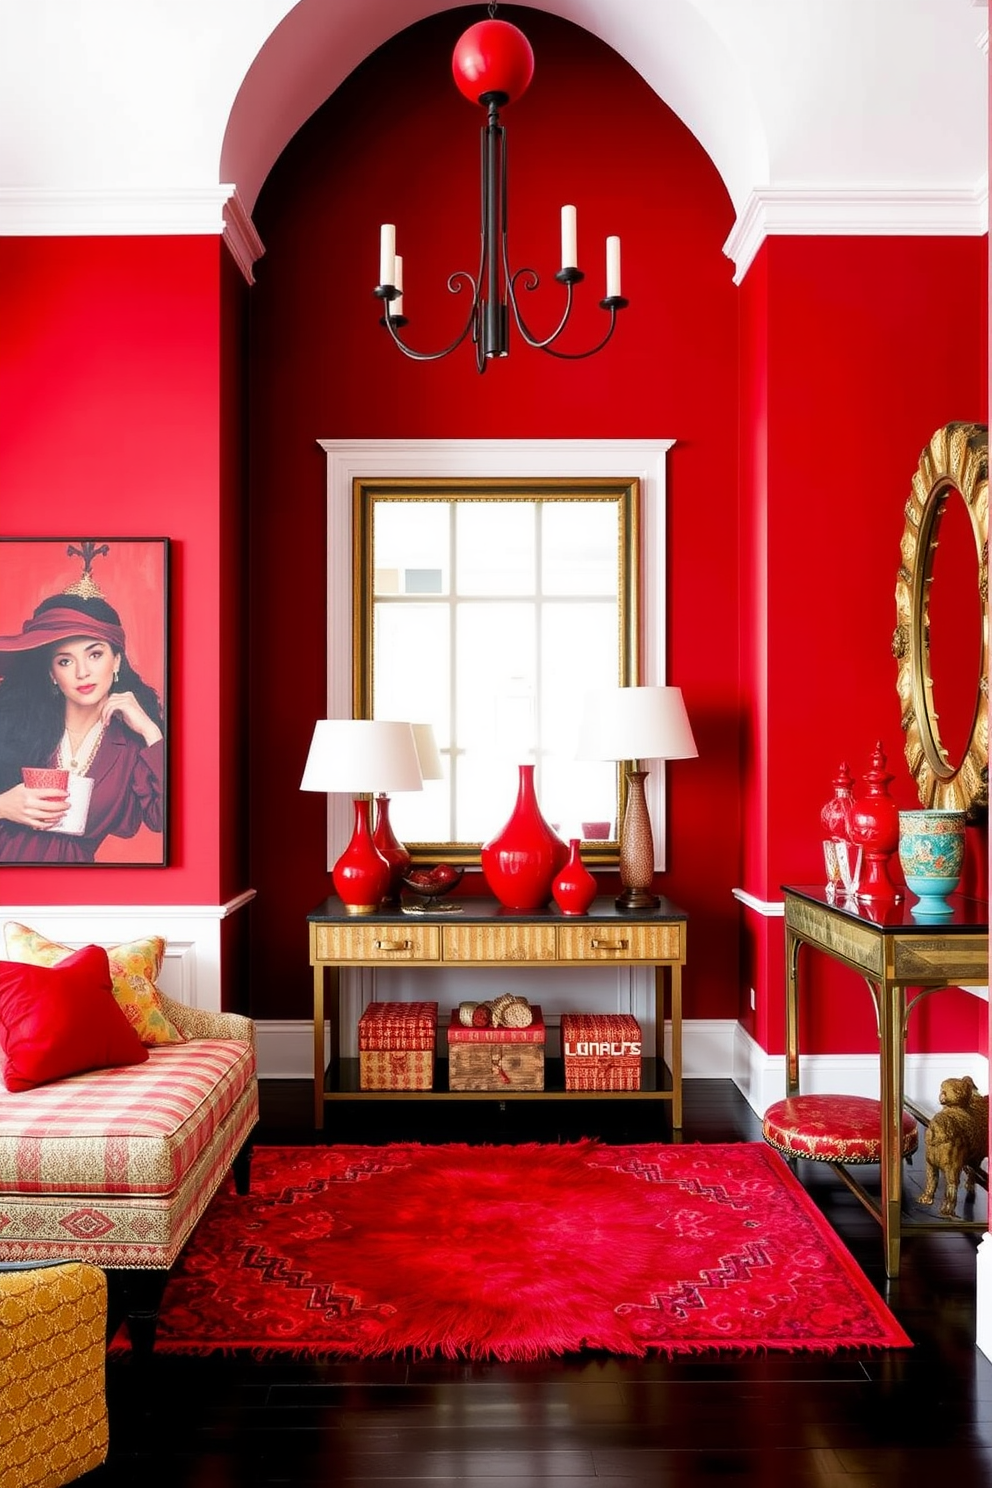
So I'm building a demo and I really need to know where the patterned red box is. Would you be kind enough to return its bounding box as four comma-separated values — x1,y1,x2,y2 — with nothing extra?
561,1013,642,1091
357,1001,438,1051
358,1002,437,1090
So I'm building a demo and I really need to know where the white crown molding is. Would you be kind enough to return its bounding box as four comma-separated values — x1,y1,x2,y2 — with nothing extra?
0,184,237,235
725,184,990,284
0,182,266,284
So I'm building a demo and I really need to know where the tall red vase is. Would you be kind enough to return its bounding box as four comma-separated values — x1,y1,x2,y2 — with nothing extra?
553,838,597,916
373,792,411,906
333,798,392,914
848,742,902,901
481,764,568,911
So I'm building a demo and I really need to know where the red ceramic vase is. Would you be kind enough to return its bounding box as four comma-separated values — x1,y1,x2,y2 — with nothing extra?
848,743,902,900
481,764,568,912
333,798,391,914
372,792,411,906
553,838,597,916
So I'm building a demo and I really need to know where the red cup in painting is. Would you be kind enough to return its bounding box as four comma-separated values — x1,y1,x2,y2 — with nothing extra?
22,766,70,791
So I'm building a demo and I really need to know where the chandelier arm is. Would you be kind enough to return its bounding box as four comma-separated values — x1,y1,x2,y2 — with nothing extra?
505,267,575,349
536,303,625,360
379,273,481,361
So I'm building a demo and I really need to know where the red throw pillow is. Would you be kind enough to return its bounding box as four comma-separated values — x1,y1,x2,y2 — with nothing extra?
0,944,149,1091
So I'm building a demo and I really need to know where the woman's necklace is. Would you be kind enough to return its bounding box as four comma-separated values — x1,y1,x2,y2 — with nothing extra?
59,718,106,775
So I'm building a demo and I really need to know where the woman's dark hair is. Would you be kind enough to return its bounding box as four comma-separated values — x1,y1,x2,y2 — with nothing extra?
0,593,164,791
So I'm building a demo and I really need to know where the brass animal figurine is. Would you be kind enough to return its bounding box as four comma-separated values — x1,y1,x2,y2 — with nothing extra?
918,1076,989,1218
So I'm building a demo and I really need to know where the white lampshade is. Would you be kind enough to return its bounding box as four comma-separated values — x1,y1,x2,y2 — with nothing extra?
300,720,423,793
411,723,444,781
576,686,698,763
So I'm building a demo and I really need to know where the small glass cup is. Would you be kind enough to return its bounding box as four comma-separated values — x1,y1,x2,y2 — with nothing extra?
835,840,862,897
822,839,841,889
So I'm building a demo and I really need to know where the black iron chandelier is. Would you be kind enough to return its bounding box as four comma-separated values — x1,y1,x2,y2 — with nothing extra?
373,6,628,373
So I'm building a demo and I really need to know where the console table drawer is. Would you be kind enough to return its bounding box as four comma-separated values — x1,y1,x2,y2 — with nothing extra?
442,923,557,963
557,922,684,963
311,923,441,963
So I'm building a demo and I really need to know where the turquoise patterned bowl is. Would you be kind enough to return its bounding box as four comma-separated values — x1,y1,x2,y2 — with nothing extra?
898,809,966,915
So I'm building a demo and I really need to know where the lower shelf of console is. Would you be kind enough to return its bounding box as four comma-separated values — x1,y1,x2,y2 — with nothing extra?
321,1056,674,1101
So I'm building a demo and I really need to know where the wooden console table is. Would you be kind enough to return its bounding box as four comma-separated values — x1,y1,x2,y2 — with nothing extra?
782,884,988,1276
308,895,687,1132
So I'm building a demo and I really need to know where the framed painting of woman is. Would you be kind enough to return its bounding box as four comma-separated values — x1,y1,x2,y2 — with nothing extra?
0,537,169,867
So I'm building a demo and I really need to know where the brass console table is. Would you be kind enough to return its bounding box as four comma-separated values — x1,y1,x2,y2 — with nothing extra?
782,885,988,1276
308,895,687,1133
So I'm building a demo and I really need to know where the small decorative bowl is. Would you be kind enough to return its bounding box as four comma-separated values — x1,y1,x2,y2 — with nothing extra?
401,865,464,912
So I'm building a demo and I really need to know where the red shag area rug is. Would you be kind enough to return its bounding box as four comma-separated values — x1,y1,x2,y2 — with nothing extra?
116,1141,911,1359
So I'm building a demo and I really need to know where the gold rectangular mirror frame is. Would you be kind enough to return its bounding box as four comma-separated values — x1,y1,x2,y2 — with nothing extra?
353,475,641,866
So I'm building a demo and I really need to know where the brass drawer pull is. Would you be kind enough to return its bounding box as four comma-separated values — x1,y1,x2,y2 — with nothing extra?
372,938,413,952
590,938,629,951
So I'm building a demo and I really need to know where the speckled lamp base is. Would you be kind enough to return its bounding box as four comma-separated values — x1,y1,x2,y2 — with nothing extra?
617,769,659,911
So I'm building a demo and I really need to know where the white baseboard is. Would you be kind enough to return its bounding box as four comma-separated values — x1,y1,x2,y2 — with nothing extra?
256,1016,735,1084
257,1015,988,1115
255,1017,744,1082
732,1023,989,1119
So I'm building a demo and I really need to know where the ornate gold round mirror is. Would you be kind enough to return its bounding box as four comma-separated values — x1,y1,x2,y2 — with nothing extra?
893,422,988,820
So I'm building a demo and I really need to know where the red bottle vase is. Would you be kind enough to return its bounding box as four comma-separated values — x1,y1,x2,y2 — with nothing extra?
372,792,411,906
848,742,902,900
333,798,391,914
553,838,597,916
481,764,568,912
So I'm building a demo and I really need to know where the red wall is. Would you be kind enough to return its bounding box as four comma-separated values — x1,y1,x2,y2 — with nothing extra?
738,233,989,1056
0,234,241,909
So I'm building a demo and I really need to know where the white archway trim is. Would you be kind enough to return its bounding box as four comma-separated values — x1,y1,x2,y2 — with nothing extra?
318,438,675,868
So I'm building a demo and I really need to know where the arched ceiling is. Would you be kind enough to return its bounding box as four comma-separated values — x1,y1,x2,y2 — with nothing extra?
0,0,986,276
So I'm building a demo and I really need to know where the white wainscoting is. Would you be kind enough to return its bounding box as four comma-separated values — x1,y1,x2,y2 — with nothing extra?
732,1022,989,1119
0,894,255,1010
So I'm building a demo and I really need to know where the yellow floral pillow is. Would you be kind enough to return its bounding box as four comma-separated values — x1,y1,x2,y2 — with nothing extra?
2,922,184,1045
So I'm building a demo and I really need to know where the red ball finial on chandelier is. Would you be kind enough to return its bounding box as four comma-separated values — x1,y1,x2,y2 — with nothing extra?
452,18,535,106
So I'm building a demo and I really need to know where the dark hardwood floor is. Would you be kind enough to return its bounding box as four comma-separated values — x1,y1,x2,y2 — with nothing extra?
93,1080,992,1485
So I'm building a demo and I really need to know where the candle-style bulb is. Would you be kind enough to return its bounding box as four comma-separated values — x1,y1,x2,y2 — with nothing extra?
606,236,621,298
561,205,577,271
379,223,396,287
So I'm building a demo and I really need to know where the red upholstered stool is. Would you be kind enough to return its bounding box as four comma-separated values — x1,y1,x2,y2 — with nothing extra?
762,1094,919,1164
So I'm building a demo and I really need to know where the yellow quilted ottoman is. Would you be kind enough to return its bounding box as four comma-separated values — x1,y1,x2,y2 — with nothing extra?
0,1261,108,1486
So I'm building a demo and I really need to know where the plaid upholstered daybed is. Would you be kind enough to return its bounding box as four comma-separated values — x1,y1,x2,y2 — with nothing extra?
0,993,257,1350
